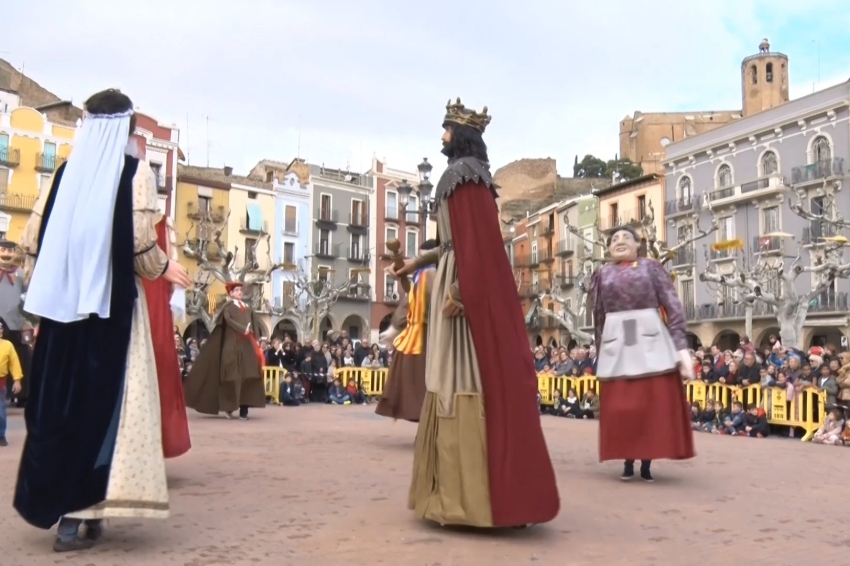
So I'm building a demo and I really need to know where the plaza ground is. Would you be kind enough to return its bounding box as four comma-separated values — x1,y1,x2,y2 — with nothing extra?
0,404,847,566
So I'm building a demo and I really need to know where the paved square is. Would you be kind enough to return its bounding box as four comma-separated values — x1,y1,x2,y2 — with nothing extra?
0,403,847,565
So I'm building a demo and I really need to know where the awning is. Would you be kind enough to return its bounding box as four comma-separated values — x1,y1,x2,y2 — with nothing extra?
246,202,264,231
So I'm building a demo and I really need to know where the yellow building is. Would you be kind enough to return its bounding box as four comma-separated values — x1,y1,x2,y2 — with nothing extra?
0,103,75,242
594,173,665,244
175,165,275,338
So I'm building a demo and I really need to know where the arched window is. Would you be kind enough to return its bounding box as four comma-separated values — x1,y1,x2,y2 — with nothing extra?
761,151,778,175
813,136,831,163
751,65,758,84
678,176,692,202
717,164,733,187
766,62,774,82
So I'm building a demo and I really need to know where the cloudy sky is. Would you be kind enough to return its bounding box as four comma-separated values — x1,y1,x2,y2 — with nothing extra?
3,1,849,179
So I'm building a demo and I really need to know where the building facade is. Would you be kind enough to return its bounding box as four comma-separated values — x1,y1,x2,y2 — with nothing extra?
370,158,423,340
308,164,373,340
270,163,313,341
132,112,181,219
0,104,74,242
663,80,850,350
595,174,666,246
620,39,790,175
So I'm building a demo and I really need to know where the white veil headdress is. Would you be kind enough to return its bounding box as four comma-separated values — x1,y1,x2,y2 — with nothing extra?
24,109,133,322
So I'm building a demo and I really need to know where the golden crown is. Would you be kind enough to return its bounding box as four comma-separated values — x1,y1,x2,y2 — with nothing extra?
443,97,491,133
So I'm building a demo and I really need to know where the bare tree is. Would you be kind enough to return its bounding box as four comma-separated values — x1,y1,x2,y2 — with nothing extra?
181,210,289,333
700,188,850,349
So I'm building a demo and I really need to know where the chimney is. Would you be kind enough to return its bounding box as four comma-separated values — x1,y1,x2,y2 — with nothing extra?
223,166,233,176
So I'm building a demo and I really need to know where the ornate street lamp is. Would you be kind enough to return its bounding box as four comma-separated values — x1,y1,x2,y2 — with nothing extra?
397,179,413,209
418,158,433,211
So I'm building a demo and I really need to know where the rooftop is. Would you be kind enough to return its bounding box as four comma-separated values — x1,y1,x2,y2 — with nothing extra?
178,164,272,190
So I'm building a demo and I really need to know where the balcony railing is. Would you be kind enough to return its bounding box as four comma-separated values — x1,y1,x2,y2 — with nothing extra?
0,147,20,167
709,247,736,261
239,219,268,234
541,223,556,237
557,275,575,289
340,284,371,301
753,235,782,253
314,242,340,258
35,152,63,173
802,222,840,245
529,253,540,267
316,208,338,224
0,191,38,212
538,248,554,263
809,292,849,313
346,246,368,262
692,301,773,321
740,176,772,194
518,283,540,297
665,196,700,216
512,255,531,267
601,208,644,231
792,158,845,185
405,210,422,224
557,239,574,256
384,206,399,222
708,185,735,201
349,211,368,228
187,201,226,222
670,247,696,267
708,174,787,203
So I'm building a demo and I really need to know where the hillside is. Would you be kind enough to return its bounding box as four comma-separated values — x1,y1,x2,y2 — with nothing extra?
495,158,611,222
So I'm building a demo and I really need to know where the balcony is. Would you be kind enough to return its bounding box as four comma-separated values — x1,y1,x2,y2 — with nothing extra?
314,242,340,259
709,247,736,261
0,192,38,212
601,208,645,231
512,254,531,268
802,222,840,245
670,247,696,267
187,201,226,222
708,173,787,205
35,152,64,173
692,301,773,321
753,235,782,254
348,211,369,232
156,175,174,195
557,275,575,289
529,253,540,267
665,195,701,217
538,248,554,263
0,147,20,167
185,239,224,260
541,223,556,237
809,292,849,313
239,219,268,235
518,283,540,298
340,284,371,301
384,206,399,222
405,210,423,224
346,246,368,262
556,239,574,256
315,208,339,227
792,158,844,186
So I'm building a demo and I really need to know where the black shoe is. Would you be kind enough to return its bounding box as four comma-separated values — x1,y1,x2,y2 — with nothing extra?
640,462,654,482
53,536,95,553
84,521,104,541
620,462,635,481
0,437,7,447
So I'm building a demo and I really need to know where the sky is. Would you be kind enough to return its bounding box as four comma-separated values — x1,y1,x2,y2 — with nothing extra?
3,0,850,180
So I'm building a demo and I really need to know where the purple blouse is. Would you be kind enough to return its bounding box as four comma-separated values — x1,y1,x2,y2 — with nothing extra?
590,258,688,351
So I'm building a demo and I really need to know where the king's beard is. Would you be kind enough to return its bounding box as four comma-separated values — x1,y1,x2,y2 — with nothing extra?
441,141,454,159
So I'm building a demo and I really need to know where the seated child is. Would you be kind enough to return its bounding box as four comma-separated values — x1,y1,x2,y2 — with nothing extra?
812,409,845,445
744,404,769,438
280,373,301,406
327,378,351,405
706,401,726,433
723,401,747,435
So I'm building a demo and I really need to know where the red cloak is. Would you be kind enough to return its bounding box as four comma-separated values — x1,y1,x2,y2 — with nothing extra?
142,219,191,459
448,182,560,527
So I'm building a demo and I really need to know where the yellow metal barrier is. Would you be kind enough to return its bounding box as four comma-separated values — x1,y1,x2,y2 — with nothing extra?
263,366,282,405
538,375,600,405
335,367,388,397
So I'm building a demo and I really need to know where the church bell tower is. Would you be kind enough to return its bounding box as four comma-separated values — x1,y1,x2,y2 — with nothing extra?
741,38,789,117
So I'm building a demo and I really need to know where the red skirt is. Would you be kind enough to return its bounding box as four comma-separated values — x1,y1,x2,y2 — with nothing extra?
142,220,191,459
598,371,694,462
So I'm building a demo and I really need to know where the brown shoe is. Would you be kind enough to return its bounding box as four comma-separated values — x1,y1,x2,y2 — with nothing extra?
53,536,95,553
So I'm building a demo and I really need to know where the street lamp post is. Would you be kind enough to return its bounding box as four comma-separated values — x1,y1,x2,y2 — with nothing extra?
396,158,434,244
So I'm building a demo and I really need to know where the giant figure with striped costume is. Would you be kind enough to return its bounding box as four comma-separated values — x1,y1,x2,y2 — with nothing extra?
375,239,438,422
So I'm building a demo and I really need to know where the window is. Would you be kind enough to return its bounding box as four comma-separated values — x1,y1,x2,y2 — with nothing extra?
245,238,257,267
637,195,646,220
386,191,398,220
350,233,362,259
681,279,695,311
751,65,757,84
43,141,56,168
717,164,732,187
248,191,257,200
405,230,417,258
766,62,774,82
761,151,778,176
385,226,397,248
317,266,330,284
266,170,274,182
319,229,330,254
283,242,294,264
351,199,364,225
609,203,619,226
284,205,297,234
530,225,537,238
531,241,538,263
198,195,211,215
38,174,51,195
282,281,295,308
679,176,692,202
407,195,419,224
385,274,397,299
320,194,332,221
812,136,831,163
762,206,779,234
150,163,162,186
